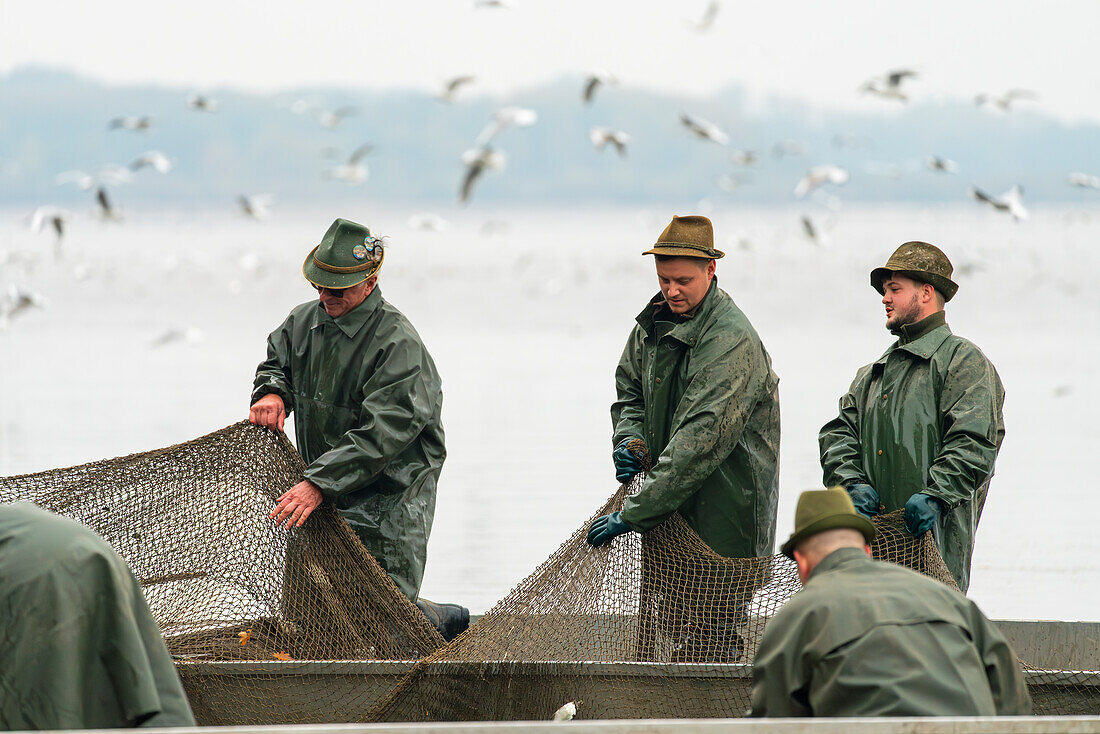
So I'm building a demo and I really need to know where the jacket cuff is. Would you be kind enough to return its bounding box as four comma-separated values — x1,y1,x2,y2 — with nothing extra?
251,384,294,413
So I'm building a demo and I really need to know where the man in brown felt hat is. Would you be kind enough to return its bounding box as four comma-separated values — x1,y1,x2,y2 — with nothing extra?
248,218,468,641
819,241,1005,593
586,214,780,660
750,487,1030,717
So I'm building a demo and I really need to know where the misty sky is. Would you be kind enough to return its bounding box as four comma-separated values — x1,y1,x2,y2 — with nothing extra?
3,1,1100,122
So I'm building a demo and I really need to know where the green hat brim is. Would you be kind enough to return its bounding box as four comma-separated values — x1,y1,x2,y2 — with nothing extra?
643,244,724,259
303,246,378,289
871,268,958,302
780,511,876,560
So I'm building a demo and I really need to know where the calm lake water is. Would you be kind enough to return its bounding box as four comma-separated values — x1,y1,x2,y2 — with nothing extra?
1,204,1097,620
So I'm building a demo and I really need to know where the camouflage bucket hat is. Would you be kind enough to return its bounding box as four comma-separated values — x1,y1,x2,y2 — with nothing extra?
870,241,958,302
303,218,384,289
643,215,725,259
780,486,877,559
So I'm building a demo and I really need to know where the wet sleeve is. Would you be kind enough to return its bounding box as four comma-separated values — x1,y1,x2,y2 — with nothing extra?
969,603,1032,715
621,331,767,531
610,326,646,447
924,348,1005,508
302,334,440,499
750,611,812,717
251,316,296,413
818,369,870,488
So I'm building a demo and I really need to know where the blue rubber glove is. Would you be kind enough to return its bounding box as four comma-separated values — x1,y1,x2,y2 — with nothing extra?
845,483,882,519
587,511,633,547
904,493,945,537
612,440,645,484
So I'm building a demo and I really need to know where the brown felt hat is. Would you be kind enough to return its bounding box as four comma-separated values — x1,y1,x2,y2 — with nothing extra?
780,486,876,559
302,218,384,289
870,241,958,302
643,215,725,259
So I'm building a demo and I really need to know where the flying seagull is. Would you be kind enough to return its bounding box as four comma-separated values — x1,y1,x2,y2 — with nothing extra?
583,71,617,105
794,165,849,198
187,94,219,112
860,69,917,102
95,187,121,220
800,214,829,246
926,156,958,174
1068,172,1100,190
129,151,173,174
974,89,1037,111
238,194,273,220
109,115,152,131
969,185,1029,221
552,702,577,722
56,165,132,190
0,285,48,327
150,326,205,349
459,146,506,205
324,144,373,185
291,101,359,128
589,127,630,157
27,206,71,257
438,75,476,103
679,113,729,145
685,0,719,32
475,107,538,146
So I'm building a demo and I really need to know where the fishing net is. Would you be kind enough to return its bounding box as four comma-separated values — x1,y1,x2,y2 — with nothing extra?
1,426,1095,723
0,421,444,725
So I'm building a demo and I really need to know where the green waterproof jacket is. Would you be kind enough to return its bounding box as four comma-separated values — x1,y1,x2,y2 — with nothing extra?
750,547,1031,717
612,278,781,558
818,312,1004,592
252,287,446,600
0,502,196,729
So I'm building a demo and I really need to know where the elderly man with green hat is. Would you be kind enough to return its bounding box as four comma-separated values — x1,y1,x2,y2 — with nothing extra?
819,241,1005,593
249,218,467,640
586,215,781,658
750,487,1030,717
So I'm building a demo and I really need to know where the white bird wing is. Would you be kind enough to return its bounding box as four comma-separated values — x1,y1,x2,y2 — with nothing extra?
1001,185,1029,220
552,702,577,721
348,144,374,164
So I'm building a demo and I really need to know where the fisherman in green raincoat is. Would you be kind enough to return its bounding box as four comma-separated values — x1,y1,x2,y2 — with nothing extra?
751,487,1030,717
0,502,196,729
819,241,1005,592
250,218,467,639
586,215,781,659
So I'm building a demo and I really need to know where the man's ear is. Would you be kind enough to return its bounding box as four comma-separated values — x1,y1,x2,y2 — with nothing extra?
707,259,717,278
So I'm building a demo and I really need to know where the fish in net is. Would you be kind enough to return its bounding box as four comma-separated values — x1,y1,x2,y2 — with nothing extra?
0,421,444,725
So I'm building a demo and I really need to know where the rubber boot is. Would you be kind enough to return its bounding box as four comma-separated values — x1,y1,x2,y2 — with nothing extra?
415,598,470,642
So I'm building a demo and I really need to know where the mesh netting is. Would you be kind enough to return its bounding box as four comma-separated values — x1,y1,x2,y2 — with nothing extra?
0,422,444,725
1,424,1095,723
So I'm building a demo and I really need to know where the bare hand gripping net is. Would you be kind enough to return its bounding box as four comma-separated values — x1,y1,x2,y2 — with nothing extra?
0,422,444,725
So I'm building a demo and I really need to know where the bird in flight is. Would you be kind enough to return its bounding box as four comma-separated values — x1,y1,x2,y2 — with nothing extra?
974,89,1037,111
187,94,220,112
109,115,153,131
129,151,173,174
680,113,729,145
238,194,273,220
794,165,849,198
969,185,1029,221
95,187,121,220
860,69,918,102
475,107,538,146
324,144,373,185
590,127,631,157
459,146,506,205
1068,172,1100,190
438,76,476,103
685,1,719,32
583,71,617,105
926,156,958,174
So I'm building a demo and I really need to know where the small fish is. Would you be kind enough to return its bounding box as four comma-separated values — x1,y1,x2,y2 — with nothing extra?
272,651,291,661
238,628,252,646
552,701,576,721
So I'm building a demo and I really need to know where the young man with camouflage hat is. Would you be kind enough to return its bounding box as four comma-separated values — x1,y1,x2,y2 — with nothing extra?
750,487,1030,717
819,241,1005,592
249,218,467,640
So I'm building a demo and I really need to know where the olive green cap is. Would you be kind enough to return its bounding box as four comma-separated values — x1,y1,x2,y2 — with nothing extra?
302,218,384,289
780,486,877,559
870,241,958,302
642,215,725,259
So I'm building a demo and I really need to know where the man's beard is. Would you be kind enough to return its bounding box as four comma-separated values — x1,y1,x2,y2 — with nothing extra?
885,294,921,332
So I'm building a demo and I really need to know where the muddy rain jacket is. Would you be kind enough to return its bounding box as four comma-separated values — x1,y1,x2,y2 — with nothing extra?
253,287,446,600
0,502,196,730
612,278,780,558
750,547,1031,717
818,313,1004,592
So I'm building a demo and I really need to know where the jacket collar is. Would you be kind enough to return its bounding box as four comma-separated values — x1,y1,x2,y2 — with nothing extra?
807,546,871,582
875,320,953,365
311,285,382,338
635,277,720,347
895,310,946,345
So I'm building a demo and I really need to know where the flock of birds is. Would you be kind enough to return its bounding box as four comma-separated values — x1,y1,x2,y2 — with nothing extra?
4,0,1100,332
